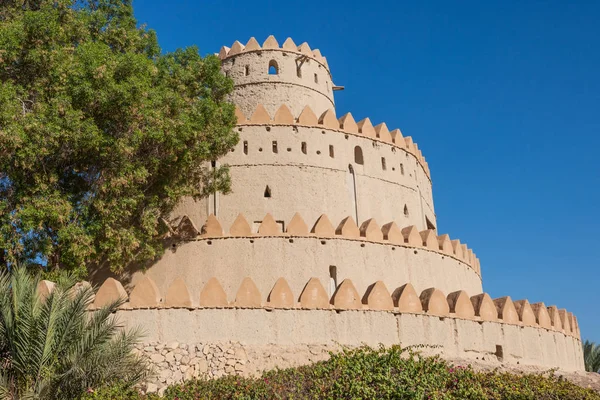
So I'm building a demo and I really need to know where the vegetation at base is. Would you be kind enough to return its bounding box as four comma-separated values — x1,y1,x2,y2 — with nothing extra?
0,266,149,399
85,345,600,400
585,340,600,373
0,0,238,278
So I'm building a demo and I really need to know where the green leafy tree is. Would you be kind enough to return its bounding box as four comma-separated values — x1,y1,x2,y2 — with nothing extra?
584,340,600,373
0,0,238,277
0,266,149,399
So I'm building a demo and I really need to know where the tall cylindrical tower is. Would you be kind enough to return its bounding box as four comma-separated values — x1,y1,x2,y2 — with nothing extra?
221,36,335,118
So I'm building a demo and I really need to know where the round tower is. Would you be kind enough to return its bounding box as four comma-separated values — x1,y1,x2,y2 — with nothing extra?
220,36,335,118
94,36,584,387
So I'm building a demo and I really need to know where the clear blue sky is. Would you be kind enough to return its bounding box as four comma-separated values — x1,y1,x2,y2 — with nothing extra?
133,1,600,342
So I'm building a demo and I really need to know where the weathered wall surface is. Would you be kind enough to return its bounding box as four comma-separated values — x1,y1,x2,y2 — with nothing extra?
120,308,584,393
127,236,482,300
221,39,334,117
174,123,435,232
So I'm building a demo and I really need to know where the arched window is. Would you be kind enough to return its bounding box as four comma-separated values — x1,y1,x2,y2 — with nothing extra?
404,205,409,217
264,185,272,198
314,73,318,83
354,146,364,165
245,65,250,76
268,60,278,75
400,163,405,175
381,157,387,171
296,66,302,78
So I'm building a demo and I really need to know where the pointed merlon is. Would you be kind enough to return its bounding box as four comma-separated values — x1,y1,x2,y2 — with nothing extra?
244,37,261,51
267,277,295,308
230,213,252,236
404,136,416,152
258,213,281,235
360,218,383,241
297,105,318,125
311,214,335,236
262,35,279,49
285,212,309,235
547,306,562,331
470,293,497,321
420,230,438,250
37,280,55,302
129,277,161,307
312,49,322,58
392,283,423,312
390,129,403,145
401,225,422,247
234,277,262,308
559,309,571,334
567,312,575,336
335,216,360,239
466,249,475,265
382,222,404,245
338,113,358,133
235,106,247,124
249,104,272,124
318,109,338,129
460,244,469,262
419,288,449,316
357,118,376,138
437,234,453,254
298,42,312,55
493,296,519,324
228,40,245,56
282,37,297,51
299,277,330,309
273,104,295,124
94,278,128,308
69,281,93,301
202,214,224,237
365,281,393,311
199,277,229,307
331,279,362,310
447,290,475,319
531,302,552,329
177,215,200,240
374,122,393,143
451,239,463,260
165,277,192,307
218,46,230,59
514,299,537,326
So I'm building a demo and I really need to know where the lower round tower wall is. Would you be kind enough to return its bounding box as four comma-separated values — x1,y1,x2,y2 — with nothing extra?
126,236,482,300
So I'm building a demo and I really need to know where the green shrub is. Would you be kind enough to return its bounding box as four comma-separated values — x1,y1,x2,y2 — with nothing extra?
85,345,600,400
0,267,149,399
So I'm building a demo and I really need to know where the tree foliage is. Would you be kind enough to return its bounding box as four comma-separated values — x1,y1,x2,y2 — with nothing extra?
0,266,149,399
584,340,600,373
0,0,238,277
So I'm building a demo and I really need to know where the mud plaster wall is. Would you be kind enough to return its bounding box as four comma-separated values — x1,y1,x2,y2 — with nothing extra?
127,236,482,300
222,50,334,118
121,308,584,393
173,125,435,233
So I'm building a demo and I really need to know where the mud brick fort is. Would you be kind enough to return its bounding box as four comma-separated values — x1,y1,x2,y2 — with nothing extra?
38,36,584,391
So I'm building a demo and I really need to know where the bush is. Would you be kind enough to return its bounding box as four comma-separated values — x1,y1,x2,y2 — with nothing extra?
85,345,600,400
0,267,149,399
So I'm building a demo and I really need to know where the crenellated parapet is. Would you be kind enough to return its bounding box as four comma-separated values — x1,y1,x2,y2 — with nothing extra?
165,212,480,275
43,275,580,340
219,36,330,71
221,36,335,118
234,103,431,179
